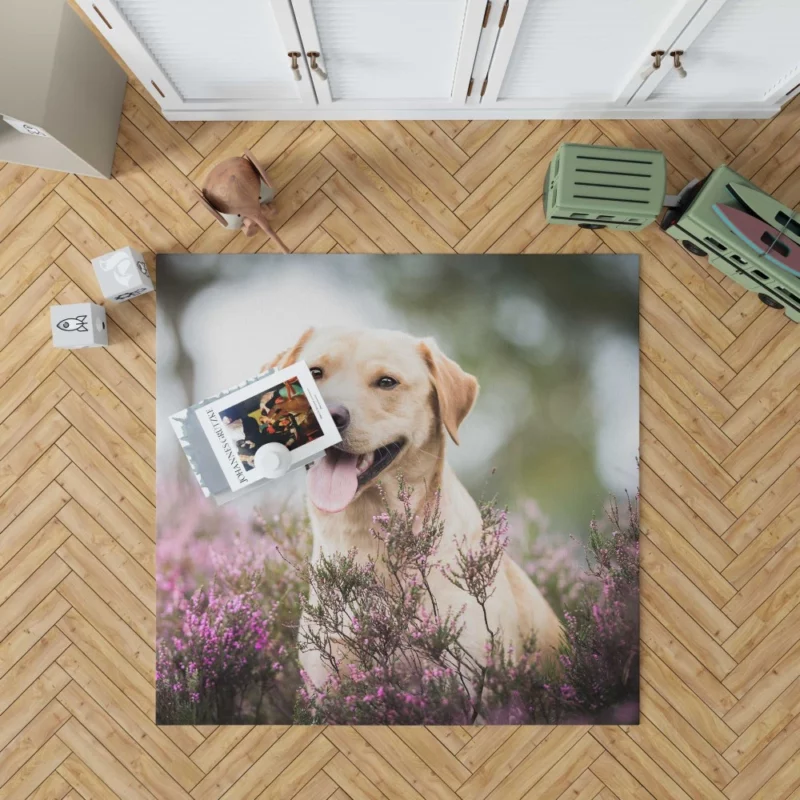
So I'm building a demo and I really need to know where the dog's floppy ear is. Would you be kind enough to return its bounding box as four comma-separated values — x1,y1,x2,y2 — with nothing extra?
418,338,478,445
260,327,315,373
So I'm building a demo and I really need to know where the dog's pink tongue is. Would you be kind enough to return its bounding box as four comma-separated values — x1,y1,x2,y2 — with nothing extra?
307,450,359,513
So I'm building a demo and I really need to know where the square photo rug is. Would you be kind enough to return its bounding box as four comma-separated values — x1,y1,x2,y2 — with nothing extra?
155,253,639,726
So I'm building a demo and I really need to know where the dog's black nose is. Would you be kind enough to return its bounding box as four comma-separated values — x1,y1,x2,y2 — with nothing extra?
328,404,350,432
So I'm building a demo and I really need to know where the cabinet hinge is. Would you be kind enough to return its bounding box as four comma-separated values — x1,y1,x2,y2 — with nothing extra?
467,77,474,97
499,0,509,27
480,77,488,97
482,0,492,27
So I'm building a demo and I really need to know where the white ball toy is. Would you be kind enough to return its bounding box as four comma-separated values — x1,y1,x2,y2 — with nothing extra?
254,442,292,479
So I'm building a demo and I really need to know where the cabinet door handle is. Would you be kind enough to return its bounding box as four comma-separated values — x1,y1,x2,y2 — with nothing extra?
670,50,687,79
92,4,113,29
307,52,328,81
640,50,664,81
288,52,302,81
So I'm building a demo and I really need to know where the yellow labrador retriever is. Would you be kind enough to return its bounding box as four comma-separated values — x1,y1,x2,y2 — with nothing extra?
266,326,562,685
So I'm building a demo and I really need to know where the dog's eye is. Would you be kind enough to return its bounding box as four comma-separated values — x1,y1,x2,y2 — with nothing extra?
376,376,398,389
310,367,324,379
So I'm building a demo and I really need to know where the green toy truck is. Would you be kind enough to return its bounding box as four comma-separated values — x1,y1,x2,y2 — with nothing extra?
660,165,800,323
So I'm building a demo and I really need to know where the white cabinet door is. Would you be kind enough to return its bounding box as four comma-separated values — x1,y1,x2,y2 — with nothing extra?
75,0,316,111
289,0,487,108
480,0,707,109
634,0,800,107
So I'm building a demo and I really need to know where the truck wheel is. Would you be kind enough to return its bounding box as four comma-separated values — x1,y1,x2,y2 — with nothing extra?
682,240,707,257
758,293,784,310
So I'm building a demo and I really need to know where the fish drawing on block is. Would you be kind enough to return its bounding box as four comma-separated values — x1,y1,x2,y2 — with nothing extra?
713,204,800,277
56,315,89,332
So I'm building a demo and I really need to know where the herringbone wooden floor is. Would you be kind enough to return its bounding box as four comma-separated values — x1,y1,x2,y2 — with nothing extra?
2,66,800,798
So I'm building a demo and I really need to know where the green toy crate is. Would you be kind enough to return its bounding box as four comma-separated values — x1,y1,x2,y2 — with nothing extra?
544,143,666,231
660,164,800,323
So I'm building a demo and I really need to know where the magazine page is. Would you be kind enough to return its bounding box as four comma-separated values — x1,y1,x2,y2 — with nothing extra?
195,361,340,492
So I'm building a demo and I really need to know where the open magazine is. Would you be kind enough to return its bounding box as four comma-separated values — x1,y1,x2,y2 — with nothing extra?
170,361,341,503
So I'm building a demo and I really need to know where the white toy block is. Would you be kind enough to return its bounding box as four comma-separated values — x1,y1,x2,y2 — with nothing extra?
51,303,107,349
92,246,154,302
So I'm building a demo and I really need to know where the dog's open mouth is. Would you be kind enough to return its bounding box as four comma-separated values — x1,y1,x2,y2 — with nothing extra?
354,439,404,485
307,439,405,514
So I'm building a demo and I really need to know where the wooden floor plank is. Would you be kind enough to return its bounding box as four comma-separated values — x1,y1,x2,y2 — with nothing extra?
640,645,737,752
640,319,736,427
457,728,549,800
722,388,800,478
116,116,201,211
590,726,695,800
322,173,415,254
56,391,154,503
0,193,69,279
0,229,68,318
723,641,800,735
56,574,154,682
640,608,737,716
454,121,506,156
724,677,800,773
0,590,70,681
0,555,70,644
641,572,738,683
323,137,452,252
642,505,734,626
57,681,194,800
0,732,70,800
0,163,36,206
56,716,158,800
641,537,736,644
640,356,735,464
400,121,469,174
0,698,71,790
639,680,737,790
55,463,154,569
56,608,155,720
723,541,800,659
723,604,800,698
721,349,800,444
453,120,540,192
0,169,65,244
363,120,469,210
187,122,238,157
122,85,202,176
0,664,70,755
456,121,572,232
57,753,118,800
55,427,154,536
56,533,154,637
189,726,289,800
522,734,603,800
111,148,203,248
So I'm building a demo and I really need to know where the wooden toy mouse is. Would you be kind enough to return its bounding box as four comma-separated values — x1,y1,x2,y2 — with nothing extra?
197,149,289,253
